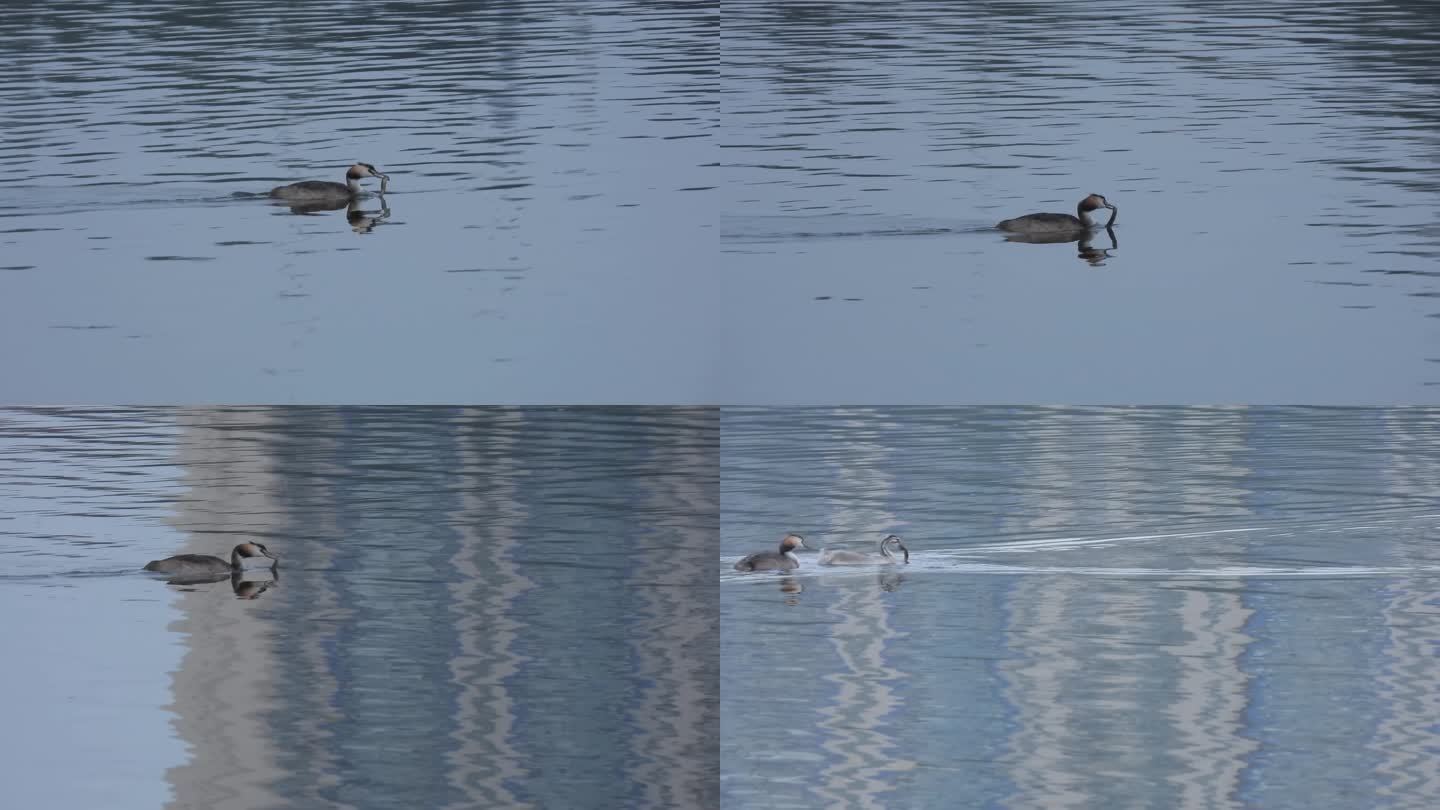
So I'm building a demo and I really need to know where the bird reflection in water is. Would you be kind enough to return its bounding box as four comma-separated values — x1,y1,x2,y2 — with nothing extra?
778,577,804,605
772,572,906,602
231,572,278,600
877,571,906,592
346,198,391,234
153,567,280,600
1003,226,1118,266
278,197,392,234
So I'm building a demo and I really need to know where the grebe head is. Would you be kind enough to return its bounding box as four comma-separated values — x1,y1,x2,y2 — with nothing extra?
780,533,810,552
232,541,278,566
880,534,910,564
1080,193,1113,212
347,162,388,182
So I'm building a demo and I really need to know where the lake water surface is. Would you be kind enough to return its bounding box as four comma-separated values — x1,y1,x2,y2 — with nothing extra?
721,2,1440,403
1,1,714,403
14,2,1440,404
0,406,717,810
721,407,1440,809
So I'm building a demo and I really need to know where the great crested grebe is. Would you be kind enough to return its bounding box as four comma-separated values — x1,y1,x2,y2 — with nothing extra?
270,163,389,202
818,534,909,566
997,193,1117,234
733,533,811,572
143,542,278,576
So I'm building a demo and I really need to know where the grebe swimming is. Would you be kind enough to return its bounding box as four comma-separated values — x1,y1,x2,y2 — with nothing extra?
997,193,1116,234
733,534,811,572
270,163,389,203
818,534,909,566
143,542,278,576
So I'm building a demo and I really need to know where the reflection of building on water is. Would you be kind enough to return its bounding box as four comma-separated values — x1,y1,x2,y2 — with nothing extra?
1371,410,1440,799
1370,576,1440,800
161,407,300,810
1000,575,1259,809
814,577,915,809
724,408,1440,806
153,408,717,810
994,409,1258,809
1267,410,1440,801
990,409,1440,807
625,415,720,810
813,412,915,807
445,410,534,808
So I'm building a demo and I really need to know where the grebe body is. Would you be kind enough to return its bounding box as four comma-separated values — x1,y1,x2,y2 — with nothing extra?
818,535,909,566
734,534,811,572
270,163,389,202
997,193,1116,234
143,542,278,576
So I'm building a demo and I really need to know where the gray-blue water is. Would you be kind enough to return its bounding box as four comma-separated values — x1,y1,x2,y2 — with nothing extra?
0,1,714,403
13,1,1440,404
0,407,717,810
721,407,1440,809
720,2,1440,403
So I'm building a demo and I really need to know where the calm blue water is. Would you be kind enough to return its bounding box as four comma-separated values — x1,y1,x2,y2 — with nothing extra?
0,1,715,403
13,1,1440,404
0,407,717,810
720,2,1440,403
721,407,1440,809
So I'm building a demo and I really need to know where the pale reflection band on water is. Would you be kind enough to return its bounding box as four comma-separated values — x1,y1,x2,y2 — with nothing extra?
0,407,718,810
814,578,915,810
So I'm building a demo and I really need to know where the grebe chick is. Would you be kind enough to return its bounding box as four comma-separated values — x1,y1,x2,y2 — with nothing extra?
819,534,909,566
733,534,811,572
143,542,277,576
997,193,1117,234
270,163,389,202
